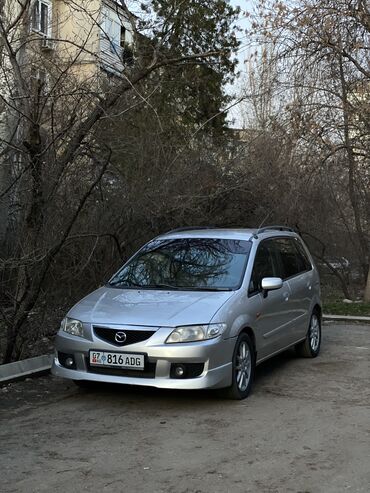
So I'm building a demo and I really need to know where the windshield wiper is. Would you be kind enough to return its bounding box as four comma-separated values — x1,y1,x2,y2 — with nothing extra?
108,281,181,290
184,286,233,291
108,281,232,291
149,285,233,291
108,280,143,288
145,283,181,290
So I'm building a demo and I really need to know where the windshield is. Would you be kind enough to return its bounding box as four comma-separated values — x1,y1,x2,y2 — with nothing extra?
108,238,252,291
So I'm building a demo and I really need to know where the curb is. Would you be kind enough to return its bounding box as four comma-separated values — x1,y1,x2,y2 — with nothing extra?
0,354,53,385
323,314,370,322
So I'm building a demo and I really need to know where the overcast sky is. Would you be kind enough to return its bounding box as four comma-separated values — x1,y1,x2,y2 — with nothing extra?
231,0,251,69
227,1,252,127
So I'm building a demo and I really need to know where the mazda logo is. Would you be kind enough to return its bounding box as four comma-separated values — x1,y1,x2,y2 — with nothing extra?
115,331,127,343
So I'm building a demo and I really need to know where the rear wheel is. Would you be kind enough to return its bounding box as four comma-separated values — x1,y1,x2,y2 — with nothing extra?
295,311,321,358
222,333,255,400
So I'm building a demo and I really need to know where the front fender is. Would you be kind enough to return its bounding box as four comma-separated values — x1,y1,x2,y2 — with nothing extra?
227,313,258,339
214,291,262,341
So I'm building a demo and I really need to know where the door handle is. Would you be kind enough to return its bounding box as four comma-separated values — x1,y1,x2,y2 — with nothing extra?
283,292,289,301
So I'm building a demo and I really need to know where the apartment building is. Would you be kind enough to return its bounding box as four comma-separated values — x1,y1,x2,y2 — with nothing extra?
29,0,134,76
0,0,135,242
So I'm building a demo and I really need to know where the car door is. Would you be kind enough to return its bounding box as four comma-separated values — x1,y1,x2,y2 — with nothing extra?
249,240,293,360
273,237,313,345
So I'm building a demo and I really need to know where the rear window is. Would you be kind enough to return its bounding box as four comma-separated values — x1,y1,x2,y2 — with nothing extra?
274,238,312,279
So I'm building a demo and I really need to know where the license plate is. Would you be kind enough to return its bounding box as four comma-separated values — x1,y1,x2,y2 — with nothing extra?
89,351,145,370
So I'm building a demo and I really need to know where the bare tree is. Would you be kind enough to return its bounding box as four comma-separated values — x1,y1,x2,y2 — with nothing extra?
0,0,240,362
240,0,370,299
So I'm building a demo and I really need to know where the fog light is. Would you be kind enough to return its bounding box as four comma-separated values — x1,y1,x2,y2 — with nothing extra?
58,352,77,369
175,365,185,377
65,357,74,367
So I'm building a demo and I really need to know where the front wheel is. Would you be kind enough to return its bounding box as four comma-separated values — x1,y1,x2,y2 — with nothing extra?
295,311,321,358
222,333,255,400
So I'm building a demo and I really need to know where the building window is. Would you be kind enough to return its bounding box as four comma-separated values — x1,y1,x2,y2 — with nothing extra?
31,67,49,95
120,26,126,48
120,25,133,63
102,7,132,54
102,13,119,53
31,0,51,36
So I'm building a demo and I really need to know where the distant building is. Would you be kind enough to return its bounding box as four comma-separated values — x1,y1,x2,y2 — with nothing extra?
28,0,134,76
349,81,370,163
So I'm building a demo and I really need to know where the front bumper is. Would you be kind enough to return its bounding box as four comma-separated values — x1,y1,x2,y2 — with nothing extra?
52,328,235,390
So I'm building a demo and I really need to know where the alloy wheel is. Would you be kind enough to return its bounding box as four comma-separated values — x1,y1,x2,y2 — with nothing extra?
235,341,252,391
309,314,320,352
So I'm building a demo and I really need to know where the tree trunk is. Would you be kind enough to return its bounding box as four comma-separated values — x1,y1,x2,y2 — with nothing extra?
364,266,370,303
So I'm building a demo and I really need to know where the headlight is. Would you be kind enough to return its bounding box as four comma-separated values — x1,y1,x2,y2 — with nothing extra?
166,324,227,344
61,317,84,337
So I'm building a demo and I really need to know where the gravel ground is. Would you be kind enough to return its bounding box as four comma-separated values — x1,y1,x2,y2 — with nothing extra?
1,323,369,493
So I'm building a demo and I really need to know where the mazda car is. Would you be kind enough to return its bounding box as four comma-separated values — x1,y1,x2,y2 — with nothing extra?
52,226,321,399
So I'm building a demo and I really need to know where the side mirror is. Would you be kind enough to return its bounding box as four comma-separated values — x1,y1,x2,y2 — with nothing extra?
261,277,283,298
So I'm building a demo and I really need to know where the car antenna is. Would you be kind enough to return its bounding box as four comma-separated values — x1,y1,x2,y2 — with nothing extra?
254,211,272,238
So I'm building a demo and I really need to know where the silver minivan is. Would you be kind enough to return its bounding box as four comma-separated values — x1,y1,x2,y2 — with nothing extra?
52,226,321,399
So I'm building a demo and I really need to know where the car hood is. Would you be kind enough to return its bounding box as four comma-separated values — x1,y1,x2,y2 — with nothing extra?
68,286,235,327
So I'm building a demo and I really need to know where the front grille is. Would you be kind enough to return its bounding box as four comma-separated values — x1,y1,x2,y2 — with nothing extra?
86,359,156,378
93,326,155,347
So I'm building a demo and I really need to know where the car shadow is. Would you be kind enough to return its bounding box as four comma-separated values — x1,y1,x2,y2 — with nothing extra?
254,348,297,384
73,348,300,404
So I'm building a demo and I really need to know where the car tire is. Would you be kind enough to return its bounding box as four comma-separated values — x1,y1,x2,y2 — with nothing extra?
222,333,255,400
295,311,321,358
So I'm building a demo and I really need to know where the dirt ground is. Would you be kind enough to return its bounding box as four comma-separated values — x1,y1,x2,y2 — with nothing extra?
1,323,369,493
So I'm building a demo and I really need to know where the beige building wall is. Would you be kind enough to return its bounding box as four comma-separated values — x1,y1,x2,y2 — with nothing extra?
53,0,101,78
53,0,134,78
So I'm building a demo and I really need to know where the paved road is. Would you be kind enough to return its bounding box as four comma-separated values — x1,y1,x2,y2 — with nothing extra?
1,323,369,493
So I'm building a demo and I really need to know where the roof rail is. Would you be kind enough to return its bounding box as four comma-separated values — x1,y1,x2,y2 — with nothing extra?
255,225,295,235
165,226,216,234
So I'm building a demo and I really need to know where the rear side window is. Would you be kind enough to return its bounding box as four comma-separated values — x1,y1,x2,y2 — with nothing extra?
249,240,279,294
274,238,311,279
294,239,312,272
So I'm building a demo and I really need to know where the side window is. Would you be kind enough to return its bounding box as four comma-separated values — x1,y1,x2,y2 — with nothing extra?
249,241,278,295
31,0,51,36
274,238,307,279
294,239,312,272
